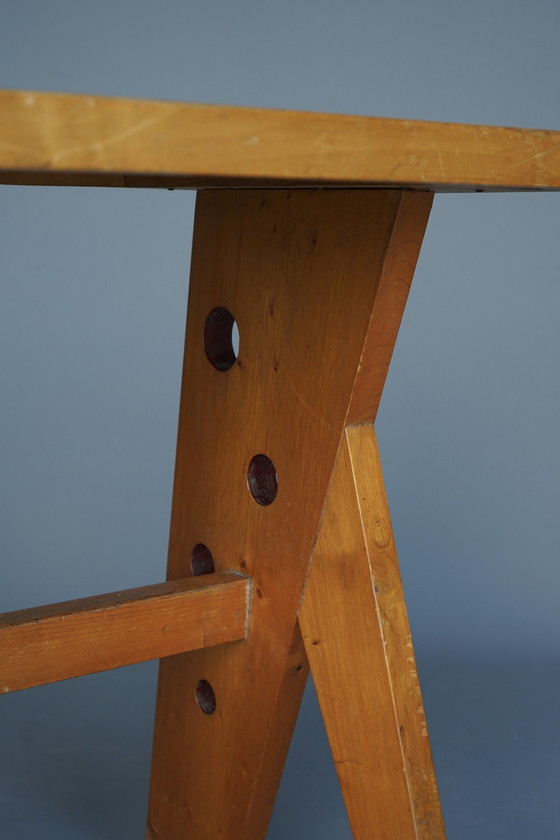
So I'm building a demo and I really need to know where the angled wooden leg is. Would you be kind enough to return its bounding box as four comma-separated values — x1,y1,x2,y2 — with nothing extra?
147,188,434,839
299,425,446,839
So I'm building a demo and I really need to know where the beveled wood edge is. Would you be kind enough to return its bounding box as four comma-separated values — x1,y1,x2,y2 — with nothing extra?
1,89,559,192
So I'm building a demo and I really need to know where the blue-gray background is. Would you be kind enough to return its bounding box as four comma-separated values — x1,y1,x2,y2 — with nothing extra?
1,1,560,837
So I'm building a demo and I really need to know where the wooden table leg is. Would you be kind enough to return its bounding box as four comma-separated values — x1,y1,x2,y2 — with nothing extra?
299,426,446,839
147,188,438,839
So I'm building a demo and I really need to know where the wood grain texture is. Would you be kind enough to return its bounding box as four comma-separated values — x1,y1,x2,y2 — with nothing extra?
147,189,419,840
1,89,560,191
0,572,249,693
299,425,445,839
346,189,433,424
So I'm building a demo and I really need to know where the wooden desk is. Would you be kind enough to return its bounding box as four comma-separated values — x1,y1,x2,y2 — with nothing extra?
1,90,559,839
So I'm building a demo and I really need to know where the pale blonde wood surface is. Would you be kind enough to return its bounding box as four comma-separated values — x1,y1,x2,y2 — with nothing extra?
1,90,560,191
0,572,249,693
299,426,445,839
147,189,424,839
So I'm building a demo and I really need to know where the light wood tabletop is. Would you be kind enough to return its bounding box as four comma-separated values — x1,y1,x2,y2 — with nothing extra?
1,89,559,191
